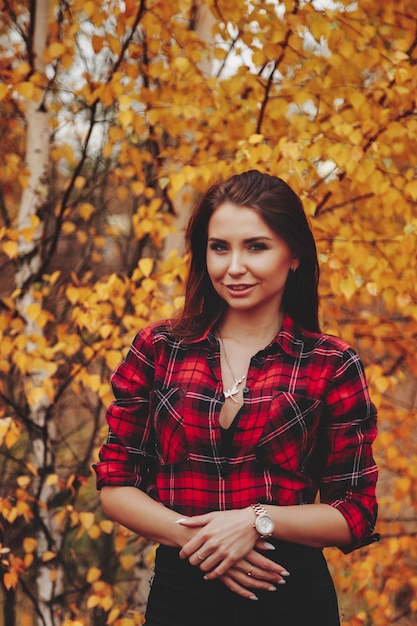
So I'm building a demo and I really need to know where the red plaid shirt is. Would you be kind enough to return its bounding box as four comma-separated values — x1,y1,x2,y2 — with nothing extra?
94,314,378,552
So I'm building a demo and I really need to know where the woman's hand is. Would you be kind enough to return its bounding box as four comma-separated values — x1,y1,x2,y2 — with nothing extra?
218,549,290,600
178,507,258,575
177,508,290,598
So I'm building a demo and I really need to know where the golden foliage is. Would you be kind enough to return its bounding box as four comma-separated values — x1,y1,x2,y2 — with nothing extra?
0,0,416,623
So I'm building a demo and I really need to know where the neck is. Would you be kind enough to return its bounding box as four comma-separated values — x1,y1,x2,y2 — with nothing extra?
219,310,284,343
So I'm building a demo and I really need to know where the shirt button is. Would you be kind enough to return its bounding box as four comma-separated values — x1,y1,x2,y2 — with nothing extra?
243,387,249,394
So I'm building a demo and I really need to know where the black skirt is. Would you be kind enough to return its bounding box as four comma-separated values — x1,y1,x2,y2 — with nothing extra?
144,539,340,626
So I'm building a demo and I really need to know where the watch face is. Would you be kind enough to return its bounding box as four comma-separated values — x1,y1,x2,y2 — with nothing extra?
256,514,274,536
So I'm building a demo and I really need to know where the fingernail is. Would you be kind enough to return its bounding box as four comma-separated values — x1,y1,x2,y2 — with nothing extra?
249,595,258,601
278,579,287,585
262,542,276,550
268,586,277,591
281,570,291,576
174,518,187,524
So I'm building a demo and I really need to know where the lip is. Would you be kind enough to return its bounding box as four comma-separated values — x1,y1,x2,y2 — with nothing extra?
224,283,256,294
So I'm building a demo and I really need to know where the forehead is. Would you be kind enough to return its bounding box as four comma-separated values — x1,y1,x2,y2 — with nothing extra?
208,202,272,235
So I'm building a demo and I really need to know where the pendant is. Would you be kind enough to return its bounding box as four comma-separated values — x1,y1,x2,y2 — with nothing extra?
224,384,240,403
224,375,246,403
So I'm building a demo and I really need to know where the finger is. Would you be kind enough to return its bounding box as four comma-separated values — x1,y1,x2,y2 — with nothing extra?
218,574,259,601
230,561,285,586
255,539,276,551
175,513,213,527
247,552,291,578
192,550,226,573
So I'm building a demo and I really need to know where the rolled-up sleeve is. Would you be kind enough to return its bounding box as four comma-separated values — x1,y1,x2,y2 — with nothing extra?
93,326,157,495
319,347,379,553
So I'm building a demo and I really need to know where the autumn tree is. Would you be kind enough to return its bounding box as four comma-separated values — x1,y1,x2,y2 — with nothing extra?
0,0,416,625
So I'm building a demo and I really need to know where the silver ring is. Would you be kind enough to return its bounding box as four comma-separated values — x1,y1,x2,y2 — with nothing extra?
197,551,205,561
247,564,254,576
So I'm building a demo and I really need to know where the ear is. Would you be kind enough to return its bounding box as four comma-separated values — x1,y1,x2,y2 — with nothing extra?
290,257,300,272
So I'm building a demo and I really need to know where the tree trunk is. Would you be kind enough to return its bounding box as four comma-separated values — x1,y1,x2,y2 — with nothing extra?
16,1,63,624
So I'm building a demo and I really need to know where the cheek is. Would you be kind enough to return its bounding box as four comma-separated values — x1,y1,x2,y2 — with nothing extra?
206,253,223,281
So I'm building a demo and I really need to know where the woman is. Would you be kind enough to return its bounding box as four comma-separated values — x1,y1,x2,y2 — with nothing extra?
94,170,378,626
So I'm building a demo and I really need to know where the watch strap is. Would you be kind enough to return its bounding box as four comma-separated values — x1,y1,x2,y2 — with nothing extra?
251,503,268,519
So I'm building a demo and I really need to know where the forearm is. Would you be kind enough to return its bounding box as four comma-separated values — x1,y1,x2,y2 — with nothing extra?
266,502,352,549
100,486,192,547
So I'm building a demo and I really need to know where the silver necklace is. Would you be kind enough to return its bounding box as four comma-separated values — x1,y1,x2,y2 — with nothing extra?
218,329,246,403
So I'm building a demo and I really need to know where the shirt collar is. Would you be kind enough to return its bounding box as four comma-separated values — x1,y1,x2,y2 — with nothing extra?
274,314,304,358
184,313,305,358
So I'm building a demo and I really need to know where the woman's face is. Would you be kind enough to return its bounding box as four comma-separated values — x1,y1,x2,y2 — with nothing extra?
206,202,299,317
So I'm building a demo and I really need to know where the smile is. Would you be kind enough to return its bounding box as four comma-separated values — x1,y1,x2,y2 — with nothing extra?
224,284,255,291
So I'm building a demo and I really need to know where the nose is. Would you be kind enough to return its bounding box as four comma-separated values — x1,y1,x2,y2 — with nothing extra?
228,250,246,275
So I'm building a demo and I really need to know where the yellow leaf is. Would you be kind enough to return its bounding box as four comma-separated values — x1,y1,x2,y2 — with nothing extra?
119,95,131,108
87,594,100,609
2,241,18,259
404,180,417,201
248,133,264,145
173,57,190,72
80,511,95,530
99,519,114,534
115,535,128,553
119,109,133,127
45,42,66,61
27,387,47,407
46,474,58,486
395,476,411,494
0,84,8,100
119,554,136,571
26,462,39,476
24,553,34,568
349,92,367,111
107,608,123,624
4,572,18,590
27,303,41,321
340,277,356,301
374,376,389,393
86,567,101,583
41,551,56,562
364,588,380,606
105,350,122,371
99,324,113,339
62,222,76,235
83,1,95,17
79,203,95,221
100,595,113,611
92,35,105,54
23,537,37,553
214,47,227,61
66,286,79,305
17,476,31,488
84,374,101,392
88,525,101,539
15,82,35,99
138,258,154,277
74,176,86,189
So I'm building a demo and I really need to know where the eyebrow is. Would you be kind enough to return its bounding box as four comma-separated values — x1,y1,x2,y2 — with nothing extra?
208,236,273,243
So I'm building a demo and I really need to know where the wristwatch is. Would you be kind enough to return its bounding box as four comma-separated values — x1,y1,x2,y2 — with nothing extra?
251,503,275,539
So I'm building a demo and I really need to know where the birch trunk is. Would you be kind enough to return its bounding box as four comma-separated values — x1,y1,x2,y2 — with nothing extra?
16,1,63,624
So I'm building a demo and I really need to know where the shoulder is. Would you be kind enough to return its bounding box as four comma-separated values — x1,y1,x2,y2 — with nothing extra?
132,319,184,349
302,328,355,355
280,315,356,361
300,329,370,388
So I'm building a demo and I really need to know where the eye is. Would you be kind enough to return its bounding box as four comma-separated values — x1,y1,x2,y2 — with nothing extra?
208,241,228,252
249,242,268,251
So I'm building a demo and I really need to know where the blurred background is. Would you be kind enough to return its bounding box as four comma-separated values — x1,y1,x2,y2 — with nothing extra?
0,0,416,624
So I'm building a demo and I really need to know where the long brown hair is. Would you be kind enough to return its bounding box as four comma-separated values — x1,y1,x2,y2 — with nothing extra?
172,170,320,337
